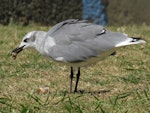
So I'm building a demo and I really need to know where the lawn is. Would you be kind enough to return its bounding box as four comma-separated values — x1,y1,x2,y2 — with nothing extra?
0,24,149,113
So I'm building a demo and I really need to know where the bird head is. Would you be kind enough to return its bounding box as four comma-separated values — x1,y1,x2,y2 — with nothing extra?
11,31,37,59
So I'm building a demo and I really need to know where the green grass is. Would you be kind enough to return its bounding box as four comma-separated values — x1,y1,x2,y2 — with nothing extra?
0,24,149,113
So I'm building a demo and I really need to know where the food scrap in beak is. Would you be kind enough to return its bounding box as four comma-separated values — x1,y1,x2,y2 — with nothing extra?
11,45,25,60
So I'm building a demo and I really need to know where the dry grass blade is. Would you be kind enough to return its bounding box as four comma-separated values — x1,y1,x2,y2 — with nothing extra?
0,24,149,113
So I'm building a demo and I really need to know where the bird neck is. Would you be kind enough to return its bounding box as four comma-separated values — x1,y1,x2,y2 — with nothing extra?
34,31,47,55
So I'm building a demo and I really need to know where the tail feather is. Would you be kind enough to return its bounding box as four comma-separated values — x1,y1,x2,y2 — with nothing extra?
130,37,142,42
115,37,146,47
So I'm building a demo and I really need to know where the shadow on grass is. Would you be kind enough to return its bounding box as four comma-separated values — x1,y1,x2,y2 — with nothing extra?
61,89,110,95
76,89,110,94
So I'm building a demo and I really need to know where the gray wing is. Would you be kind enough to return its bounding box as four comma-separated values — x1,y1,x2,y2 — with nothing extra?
46,19,128,62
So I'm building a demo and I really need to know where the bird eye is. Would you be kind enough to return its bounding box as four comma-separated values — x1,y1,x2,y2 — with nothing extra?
23,38,29,43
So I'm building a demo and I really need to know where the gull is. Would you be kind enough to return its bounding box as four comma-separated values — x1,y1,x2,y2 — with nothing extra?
11,19,146,93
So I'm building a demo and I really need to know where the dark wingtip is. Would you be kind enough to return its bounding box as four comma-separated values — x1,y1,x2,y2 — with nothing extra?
131,37,142,42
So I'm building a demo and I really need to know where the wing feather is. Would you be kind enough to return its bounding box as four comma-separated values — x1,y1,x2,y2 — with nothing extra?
45,19,128,62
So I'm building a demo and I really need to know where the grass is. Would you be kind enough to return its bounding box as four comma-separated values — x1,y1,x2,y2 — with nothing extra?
0,24,149,113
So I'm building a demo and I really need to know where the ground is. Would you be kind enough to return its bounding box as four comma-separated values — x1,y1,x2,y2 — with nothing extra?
0,24,149,113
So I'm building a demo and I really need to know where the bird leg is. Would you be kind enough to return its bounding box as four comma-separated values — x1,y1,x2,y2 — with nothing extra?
70,66,74,93
74,67,80,93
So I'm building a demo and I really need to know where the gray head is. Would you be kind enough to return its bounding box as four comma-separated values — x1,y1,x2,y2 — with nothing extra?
11,31,46,59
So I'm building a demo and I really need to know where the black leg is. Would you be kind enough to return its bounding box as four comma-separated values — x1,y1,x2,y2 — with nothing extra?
70,66,74,93
74,67,80,93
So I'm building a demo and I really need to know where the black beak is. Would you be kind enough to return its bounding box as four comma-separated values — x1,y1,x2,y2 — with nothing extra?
11,45,25,59
11,45,25,54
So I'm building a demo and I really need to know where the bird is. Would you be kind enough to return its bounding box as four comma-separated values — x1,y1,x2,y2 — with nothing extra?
11,19,146,93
